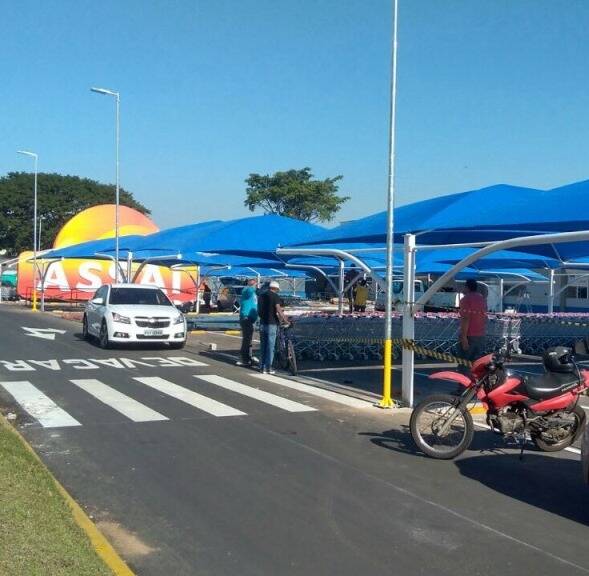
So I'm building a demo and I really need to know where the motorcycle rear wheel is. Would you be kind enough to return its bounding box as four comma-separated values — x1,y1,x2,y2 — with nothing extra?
532,405,586,452
410,394,474,460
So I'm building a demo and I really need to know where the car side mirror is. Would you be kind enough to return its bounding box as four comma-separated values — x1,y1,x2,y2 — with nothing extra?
91,297,104,305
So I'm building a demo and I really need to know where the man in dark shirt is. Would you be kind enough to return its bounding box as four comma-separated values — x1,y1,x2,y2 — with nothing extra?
257,280,287,374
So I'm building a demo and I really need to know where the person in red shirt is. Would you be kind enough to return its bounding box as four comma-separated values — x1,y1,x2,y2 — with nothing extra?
458,279,487,370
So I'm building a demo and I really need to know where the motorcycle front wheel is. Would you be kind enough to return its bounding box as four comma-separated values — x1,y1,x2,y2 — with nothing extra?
410,394,474,460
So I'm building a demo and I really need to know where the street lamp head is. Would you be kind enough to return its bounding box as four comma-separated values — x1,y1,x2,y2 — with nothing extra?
17,150,37,159
91,86,119,97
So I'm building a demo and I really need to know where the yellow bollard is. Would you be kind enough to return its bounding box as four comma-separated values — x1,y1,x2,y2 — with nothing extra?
379,339,394,408
32,288,38,312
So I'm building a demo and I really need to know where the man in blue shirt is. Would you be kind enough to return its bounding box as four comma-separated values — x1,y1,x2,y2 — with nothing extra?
237,278,258,366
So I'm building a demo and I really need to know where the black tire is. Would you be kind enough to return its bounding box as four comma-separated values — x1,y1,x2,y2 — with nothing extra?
532,405,586,452
82,315,90,341
169,341,186,350
410,394,474,460
99,321,111,349
287,340,298,376
276,348,288,370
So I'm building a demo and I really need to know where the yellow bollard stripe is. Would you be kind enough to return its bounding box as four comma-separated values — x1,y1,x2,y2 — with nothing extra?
379,339,394,408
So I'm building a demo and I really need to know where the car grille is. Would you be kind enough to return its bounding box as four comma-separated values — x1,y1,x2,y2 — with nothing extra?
135,317,170,328
137,334,170,340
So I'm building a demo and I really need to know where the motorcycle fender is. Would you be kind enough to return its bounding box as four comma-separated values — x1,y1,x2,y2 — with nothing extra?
530,392,576,413
429,371,472,388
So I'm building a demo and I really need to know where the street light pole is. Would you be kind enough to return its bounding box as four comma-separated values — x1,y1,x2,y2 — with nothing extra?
17,150,39,312
380,0,399,408
91,86,121,282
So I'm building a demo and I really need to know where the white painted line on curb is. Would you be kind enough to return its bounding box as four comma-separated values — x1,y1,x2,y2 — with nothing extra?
70,379,168,423
0,381,81,428
253,373,373,409
196,375,316,413
134,376,246,417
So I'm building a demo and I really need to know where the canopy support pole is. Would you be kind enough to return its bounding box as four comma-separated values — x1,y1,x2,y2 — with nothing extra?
338,260,345,315
285,264,339,296
547,269,555,314
195,268,201,314
39,260,59,312
126,252,133,284
498,277,504,313
276,248,388,288
402,234,416,407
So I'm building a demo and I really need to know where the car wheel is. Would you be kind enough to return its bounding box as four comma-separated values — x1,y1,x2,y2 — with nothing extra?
82,315,90,341
169,341,186,350
99,321,111,349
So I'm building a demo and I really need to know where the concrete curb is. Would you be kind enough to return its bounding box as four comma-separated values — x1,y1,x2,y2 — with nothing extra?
0,415,134,576
190,329,241,336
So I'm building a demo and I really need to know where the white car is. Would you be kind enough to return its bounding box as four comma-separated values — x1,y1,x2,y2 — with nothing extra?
582,422,589,485
83,284,187,349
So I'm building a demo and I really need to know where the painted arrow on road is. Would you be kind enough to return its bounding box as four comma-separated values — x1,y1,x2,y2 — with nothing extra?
22,327,67,341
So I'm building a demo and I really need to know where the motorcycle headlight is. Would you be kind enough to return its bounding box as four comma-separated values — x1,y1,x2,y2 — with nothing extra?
173,314,184,325
112,312,131,324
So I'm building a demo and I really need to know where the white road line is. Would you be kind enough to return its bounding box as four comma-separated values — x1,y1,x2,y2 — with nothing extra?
134,376,245,417
472,422,581,457
70,379,169,423
196,375,316,413
0,381,81,428
253,373,373,409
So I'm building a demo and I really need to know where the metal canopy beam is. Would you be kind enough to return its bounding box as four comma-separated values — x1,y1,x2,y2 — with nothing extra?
417,230,589,307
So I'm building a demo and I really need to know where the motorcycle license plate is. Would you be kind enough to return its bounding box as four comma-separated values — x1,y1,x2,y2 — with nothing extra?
144,329,163,336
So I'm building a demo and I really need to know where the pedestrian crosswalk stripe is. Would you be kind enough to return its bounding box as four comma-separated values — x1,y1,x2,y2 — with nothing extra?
134,376,246,417
253,374,373,409
70,379,169,423
0,381,81,428
195,375,317,413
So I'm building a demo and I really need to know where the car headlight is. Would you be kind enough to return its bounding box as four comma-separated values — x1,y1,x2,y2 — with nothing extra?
173,314,184,325
112,312,131,324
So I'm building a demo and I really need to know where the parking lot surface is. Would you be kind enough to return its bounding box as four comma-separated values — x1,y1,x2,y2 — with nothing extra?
1,305,588,576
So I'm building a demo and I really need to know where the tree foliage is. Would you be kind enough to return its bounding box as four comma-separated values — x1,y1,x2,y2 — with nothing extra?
0,172,150,256
244,167,349,223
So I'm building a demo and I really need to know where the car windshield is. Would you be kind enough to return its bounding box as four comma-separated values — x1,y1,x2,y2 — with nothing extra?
109,288,172,306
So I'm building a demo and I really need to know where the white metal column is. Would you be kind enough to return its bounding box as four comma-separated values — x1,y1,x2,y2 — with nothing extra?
547,269,555,313
498,277,504,313
402,234,416,407
195,268,201,314
338,260,345,315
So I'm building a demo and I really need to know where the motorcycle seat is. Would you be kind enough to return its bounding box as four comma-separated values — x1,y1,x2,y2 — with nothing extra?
523,372,580,401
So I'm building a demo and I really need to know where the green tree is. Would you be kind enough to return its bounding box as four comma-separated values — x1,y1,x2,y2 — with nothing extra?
0,172,150,256
244,167,349,222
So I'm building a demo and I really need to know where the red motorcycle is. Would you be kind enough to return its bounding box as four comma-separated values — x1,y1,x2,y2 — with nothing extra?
410,344,588,459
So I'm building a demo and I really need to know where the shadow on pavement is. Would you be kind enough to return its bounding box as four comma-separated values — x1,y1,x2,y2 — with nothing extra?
360,426,509,457
455,453,589,525
359,426,423,456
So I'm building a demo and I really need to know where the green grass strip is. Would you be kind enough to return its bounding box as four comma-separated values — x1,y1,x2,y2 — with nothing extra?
0,420,113,576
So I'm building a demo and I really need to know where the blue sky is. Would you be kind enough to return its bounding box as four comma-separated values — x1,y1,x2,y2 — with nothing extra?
2,0,589,230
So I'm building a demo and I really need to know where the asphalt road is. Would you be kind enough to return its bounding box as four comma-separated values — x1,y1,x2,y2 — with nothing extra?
1,304,588,576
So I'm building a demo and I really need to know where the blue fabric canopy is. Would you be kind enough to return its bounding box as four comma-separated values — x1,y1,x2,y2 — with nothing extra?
40,236,149,260
292,180,589,256
126,214,324,260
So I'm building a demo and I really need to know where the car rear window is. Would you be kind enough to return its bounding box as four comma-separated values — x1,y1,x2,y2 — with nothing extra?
109,288,172,306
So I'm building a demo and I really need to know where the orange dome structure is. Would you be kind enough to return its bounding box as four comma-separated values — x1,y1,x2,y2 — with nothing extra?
53,204,159,249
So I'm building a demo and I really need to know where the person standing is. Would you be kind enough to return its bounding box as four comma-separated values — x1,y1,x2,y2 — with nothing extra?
353,279,369,312
236,278,258,367
344,265,357,313
458,279,487,369
257,280,288,374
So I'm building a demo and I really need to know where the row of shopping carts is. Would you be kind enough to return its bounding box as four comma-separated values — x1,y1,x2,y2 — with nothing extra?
289,312,589,362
